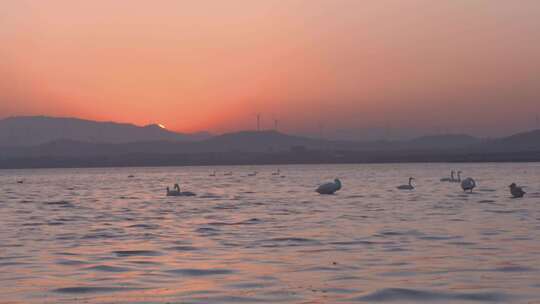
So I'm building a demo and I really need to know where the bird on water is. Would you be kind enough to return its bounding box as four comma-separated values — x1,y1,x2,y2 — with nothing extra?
166,183,196,197
461,177,476,193
509,183,525,198
397,177,415,190
316,178,342,195
440,171,455,182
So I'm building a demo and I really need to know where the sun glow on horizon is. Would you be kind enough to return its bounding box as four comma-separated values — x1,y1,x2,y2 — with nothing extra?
1,1,540,137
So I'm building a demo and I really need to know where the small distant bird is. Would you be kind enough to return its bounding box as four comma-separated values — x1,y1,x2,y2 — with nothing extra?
223,171,233,176
128,175,135,178
316,178,342,195
248,171,258,177
209,171,216,177
461,177,476,192
509,183,525,198
397,177,415,190
272,169,281,176
440,171,455,182
17,180,24,184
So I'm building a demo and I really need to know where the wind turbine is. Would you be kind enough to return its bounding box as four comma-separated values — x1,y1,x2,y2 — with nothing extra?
256,113,261,132
318,121,325,139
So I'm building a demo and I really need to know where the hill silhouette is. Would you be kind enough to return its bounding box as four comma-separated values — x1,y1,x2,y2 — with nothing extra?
477,129,540,152
0,116,211,146
0,116,539,168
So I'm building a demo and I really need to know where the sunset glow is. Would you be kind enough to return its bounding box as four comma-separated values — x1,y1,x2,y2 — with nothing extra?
1,0,540,137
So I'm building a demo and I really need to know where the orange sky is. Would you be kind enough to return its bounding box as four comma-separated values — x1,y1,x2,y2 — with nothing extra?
1,0,540,137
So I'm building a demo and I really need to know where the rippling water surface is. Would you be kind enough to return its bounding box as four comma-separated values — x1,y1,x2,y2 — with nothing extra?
1,163,539,303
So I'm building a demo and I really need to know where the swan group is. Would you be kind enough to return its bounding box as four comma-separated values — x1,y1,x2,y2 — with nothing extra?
451,171,462,183
441,170,461,182
158,169,527,200
440,170,477,193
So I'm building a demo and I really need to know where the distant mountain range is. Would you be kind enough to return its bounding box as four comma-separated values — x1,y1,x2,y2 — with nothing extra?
482,129,540,152
0,116,211,146
0,116,539,168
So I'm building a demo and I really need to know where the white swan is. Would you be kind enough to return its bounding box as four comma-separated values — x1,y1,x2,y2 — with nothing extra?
316,178,342,195
166,183,196,197
272,169,281,176
509,183,525,198
461,177,476,192
440,171,455,182
166,184,181,196
397,177,415,190
450,171,462,183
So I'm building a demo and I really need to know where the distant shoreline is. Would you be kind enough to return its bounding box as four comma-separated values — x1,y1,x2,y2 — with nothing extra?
2,150,539,170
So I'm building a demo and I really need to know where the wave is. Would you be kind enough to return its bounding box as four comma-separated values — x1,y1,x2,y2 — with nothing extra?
166,268,234,276
353,288,513,302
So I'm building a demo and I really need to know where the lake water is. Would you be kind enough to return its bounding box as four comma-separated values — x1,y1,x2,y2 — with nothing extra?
1,163,539,303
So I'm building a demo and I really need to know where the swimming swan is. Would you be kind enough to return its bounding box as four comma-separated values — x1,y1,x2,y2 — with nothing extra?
461,177,476,192
450,171,462,183
440,171,455,182
509,183,525,198
316,178,342,195
166,184,196,197
397,177,415,190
